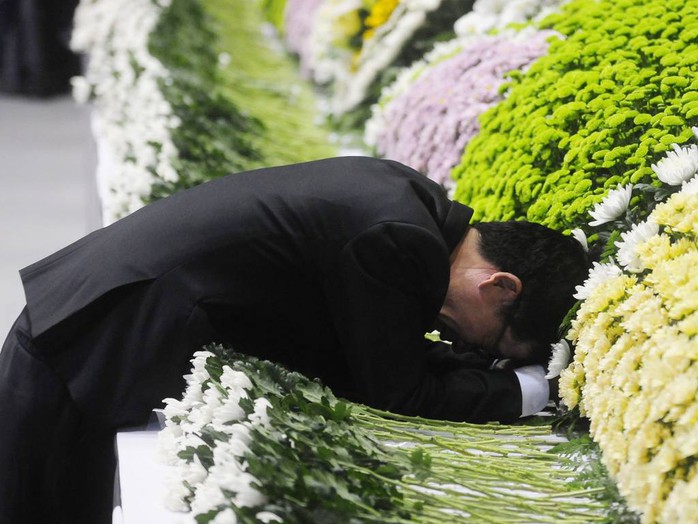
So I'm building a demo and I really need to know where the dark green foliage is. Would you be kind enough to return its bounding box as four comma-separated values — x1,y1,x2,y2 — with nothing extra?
147,0,262,202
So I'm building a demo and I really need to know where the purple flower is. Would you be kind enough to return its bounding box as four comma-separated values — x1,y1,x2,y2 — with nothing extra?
283,0,325,78
373,30,554,188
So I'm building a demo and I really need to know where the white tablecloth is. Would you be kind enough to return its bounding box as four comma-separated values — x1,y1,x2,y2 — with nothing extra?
114,430,178,524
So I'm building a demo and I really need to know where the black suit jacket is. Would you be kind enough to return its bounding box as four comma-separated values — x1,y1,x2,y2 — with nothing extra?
21,156,521,428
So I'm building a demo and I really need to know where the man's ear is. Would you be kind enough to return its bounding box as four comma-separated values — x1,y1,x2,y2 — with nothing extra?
479,272,522,303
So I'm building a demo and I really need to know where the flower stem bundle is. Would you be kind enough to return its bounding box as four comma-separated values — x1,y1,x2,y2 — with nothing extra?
160,346,621,523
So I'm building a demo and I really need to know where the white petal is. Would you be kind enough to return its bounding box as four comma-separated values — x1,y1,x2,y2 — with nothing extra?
588,184,633,226
545,339,571,379
651,143,698,186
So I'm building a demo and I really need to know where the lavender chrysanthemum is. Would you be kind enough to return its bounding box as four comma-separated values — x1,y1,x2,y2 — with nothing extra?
283,0,325,78
371,30,555,188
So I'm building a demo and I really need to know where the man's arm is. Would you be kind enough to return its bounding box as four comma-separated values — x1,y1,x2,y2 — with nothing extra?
429,343,551,418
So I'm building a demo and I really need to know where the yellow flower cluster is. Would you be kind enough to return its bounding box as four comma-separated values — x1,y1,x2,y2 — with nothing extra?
363,0,400,41
560,191,698,523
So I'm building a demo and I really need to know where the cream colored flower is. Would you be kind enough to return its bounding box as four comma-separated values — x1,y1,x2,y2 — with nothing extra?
615,220,660,272
558,365,580,409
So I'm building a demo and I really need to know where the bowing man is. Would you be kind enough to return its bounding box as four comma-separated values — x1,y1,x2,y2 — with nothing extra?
0,156,589,523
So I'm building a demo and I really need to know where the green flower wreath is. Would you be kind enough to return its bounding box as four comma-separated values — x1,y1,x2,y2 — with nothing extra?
452,0,698,232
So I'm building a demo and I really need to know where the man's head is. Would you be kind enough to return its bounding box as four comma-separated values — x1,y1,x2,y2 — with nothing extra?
438,221,589,365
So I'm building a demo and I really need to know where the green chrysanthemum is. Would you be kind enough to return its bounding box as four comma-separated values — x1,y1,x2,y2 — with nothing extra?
452,0,698,232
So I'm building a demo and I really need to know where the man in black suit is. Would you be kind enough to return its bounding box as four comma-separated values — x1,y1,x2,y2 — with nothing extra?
0,156,589,523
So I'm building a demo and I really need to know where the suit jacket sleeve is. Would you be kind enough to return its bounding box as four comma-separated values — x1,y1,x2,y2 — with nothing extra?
325,221,522,423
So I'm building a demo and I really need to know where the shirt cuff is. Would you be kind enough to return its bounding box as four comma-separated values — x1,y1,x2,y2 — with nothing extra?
513,365,549,417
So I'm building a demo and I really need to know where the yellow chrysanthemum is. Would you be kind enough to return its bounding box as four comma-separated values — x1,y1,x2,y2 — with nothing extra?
364,0,400,33
566,196,698,522
652,192,698,236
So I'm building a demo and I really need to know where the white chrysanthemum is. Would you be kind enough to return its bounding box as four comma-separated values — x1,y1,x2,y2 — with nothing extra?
226,423,253,446
205,454,265,507
213,437,252,465
651,143,698,186
570,228,589,252
454,0,566,37
256,512,283,523
615,220,660,273
680,174,698,195
574,262,623,300
220,367,253,391
188,403,216,432
211,508,237,524
163,397,191,419
212,397,247,425
163,472,193,512
588,184,633,226
190,478,227,516
232,479,267,508
249,398,272,427
185,351,215,388
71,0,180,224
157,425,183,463
204,385,224,408
191,350,214,366
179,382,204,407
182,455,209,486
545,339,571,379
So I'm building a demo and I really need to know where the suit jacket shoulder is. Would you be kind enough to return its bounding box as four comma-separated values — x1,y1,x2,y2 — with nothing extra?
20,157,472,338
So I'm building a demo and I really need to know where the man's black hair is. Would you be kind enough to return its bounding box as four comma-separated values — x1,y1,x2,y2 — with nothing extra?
471,221,591,366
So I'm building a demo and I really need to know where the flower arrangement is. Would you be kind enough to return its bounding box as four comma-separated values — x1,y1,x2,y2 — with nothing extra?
303,0,476,121
452,0,566,37
160,346,616,523
559,130,698,523
364,0,568,188
328,0,445,116
365,29,555,189
71,0,334,223
203,0,337,168
307,0,368,86
72,0,263,223
145,0,264,202
281,0,326,78
363,0,402,42
70,0,182,223
452,0,698,232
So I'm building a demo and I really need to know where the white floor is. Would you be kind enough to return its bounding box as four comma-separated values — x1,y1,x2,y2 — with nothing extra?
0,94,99,342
